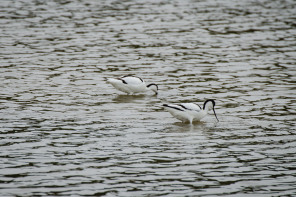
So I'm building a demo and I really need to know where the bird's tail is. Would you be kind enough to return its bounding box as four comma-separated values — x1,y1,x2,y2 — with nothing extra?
106,78,120,84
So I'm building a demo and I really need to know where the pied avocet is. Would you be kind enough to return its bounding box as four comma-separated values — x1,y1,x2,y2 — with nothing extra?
163,99,219,124
107,75,158,95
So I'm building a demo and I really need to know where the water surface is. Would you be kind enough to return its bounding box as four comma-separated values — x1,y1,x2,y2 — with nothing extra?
1,0,296,196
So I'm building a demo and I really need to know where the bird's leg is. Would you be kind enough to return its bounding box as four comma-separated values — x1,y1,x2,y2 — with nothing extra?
189,118,193,124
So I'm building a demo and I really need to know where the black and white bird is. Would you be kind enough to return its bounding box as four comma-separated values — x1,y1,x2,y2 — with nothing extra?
107,75,158,95
163,99,219,124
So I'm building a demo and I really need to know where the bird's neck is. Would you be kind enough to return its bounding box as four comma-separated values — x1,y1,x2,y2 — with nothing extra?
203,104,210,112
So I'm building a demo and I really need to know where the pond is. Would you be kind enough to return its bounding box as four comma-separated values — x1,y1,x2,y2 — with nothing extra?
1,0,296,196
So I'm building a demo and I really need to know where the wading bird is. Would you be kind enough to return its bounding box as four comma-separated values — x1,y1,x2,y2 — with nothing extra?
107,75,158,95
163,99,219,124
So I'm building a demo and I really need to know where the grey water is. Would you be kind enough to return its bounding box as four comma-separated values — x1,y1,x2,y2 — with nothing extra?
1,0,296,196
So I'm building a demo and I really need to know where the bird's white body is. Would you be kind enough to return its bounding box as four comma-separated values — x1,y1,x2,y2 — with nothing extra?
107,75,158,94
163,100,218,124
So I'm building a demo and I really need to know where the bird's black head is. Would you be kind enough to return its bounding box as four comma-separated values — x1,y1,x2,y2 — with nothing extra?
203,99,215,110
203,99,219,122
147,83,158,94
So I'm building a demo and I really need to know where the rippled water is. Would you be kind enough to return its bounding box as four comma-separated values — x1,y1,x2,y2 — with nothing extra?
1,0,296,196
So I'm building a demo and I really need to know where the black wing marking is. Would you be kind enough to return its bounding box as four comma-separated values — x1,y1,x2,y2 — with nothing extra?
178,103,202,111
163,104,185,111
178,104,189,110
117,78,128,84
122,75,144,82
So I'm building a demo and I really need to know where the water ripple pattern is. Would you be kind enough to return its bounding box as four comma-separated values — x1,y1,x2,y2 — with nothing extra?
1,0,296,196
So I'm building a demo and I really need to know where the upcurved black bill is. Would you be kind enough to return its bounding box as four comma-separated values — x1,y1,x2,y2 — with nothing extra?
213,108,219,122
